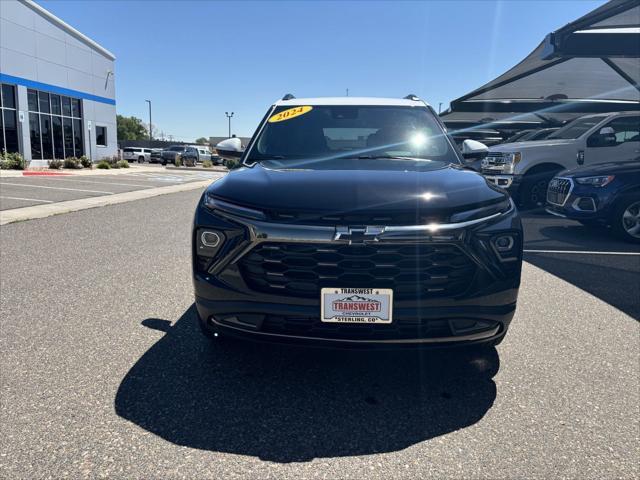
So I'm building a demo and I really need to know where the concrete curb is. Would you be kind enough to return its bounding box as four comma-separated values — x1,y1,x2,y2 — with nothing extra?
166,166,228,172
0,165,174,178
0,179,212,226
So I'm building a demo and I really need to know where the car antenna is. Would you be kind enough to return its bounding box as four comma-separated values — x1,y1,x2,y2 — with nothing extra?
282,93,296,100
404,94,420,101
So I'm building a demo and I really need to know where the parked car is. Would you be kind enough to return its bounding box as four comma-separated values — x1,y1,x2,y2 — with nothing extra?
518,127,560,142
149,148,163,163
507,127,561,143
161,145,188,165
194,95,523,348
503,129,535,144
450,128,504,147
210,155,224,166
481,112,640,208
181,146,212,166
123,147,152,163
546,159,640,243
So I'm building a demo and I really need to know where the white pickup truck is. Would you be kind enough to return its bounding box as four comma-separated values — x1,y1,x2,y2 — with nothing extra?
481,111,640,208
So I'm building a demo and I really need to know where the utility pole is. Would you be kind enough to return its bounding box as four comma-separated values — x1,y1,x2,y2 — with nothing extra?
225,112,234,138
346,88,349,97
145,99,152,143
438,102,443,114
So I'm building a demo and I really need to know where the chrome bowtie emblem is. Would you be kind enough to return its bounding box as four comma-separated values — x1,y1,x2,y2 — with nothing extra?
334,226,384,244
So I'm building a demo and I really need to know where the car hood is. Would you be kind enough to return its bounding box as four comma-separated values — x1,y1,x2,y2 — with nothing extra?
207,160,507,218
561,159,640,177
489,138,575,152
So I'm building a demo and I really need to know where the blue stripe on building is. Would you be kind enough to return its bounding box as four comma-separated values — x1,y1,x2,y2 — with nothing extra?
0,73,116,106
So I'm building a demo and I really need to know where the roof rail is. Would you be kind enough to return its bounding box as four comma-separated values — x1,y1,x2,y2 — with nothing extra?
282,93,296,100
404,94,420,101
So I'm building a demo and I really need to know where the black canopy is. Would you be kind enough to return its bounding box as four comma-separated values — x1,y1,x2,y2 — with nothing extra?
442,0,640,136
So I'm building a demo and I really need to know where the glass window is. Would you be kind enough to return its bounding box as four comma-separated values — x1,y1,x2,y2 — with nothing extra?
52,116,64,159
62,96,72,117
1,84,16,109
28,89,39,112
548,115,608,140
51,94,61,116
96,126,107,146
73,119,83,157
41,114,53,159
609,116,640,144
72,99,81,118
39,92,50,114
3,110,19,154
0,111,4,152
63,117,73,156
30,113,42,160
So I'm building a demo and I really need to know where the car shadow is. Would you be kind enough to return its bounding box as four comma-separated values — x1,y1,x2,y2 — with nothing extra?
115,305,499,463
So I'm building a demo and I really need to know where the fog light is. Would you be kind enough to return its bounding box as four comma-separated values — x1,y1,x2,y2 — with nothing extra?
494,235,514,252
201,231,221,247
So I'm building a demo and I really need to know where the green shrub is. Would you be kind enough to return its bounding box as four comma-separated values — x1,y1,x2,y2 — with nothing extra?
79,155,92,168
96,160,111,169
48,159,63,169
202,159,213,168
116,160,130,168
174,154,182,167
0,152,26,170
63,157,82,169
225,158,241,170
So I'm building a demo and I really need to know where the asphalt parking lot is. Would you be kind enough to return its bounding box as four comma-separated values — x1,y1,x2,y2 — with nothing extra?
0,189,638,479
0,168,220,211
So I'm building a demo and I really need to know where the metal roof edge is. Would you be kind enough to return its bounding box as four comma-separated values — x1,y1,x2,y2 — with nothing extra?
20,0,116,60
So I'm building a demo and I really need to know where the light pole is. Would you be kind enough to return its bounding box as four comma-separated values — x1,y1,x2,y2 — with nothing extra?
438,102,443,114
225,111,234,138
145,99,152,143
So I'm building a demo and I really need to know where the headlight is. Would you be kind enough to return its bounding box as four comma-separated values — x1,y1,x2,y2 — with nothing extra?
575,175,615,187
501,152,521,174
204,192,266,220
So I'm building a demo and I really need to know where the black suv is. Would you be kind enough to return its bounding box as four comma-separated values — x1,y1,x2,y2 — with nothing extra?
193,96,523,347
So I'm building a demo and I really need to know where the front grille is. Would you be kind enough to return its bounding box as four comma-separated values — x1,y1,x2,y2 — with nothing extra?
262,315,454,340
268,210,444,226
238,242,476,300
547,177,572,206
482,152,506,172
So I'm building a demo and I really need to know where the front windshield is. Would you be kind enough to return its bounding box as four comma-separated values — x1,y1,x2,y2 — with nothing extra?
246,105,459,169
547,115,607,140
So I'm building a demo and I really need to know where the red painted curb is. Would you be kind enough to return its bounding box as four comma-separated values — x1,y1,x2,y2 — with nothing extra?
22,172,71,176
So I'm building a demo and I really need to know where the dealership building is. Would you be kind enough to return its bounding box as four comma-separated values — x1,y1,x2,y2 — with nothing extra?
0,0,116,166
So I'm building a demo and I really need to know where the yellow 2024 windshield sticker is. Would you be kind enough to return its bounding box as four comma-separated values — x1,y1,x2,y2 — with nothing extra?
268,106,313,123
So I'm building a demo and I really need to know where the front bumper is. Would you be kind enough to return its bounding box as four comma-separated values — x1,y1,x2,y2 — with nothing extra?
193,202,522,347
545,177,615,222
483,174,522,195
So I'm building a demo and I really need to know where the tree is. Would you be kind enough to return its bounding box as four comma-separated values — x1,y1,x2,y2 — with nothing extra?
117,115,148,141
194,137,209,145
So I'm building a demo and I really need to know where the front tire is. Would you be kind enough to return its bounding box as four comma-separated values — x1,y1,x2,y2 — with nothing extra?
612,197,640,243
520,171,559,209
138,156,144,163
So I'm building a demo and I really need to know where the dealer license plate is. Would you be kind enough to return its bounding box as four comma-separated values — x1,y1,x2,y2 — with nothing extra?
321,288,393,324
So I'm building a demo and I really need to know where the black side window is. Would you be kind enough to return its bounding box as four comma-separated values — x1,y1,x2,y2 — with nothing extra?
588,116,640,147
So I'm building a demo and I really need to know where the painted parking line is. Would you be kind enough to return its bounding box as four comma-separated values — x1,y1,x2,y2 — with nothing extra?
524,249,640,256
0,196,54,204
0,182,114,195
41,177,158,188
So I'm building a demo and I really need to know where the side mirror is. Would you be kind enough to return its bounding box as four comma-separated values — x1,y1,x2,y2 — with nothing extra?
599,127,615,136
215,137,244,160
587,127,617,148
461,139,489,160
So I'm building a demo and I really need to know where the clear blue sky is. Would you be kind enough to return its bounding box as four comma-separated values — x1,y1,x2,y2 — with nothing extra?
39,0,604,141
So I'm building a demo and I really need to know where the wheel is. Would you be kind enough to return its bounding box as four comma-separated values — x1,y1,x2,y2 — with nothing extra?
611,197,640,243
138,156,144,163
519,170,561,210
